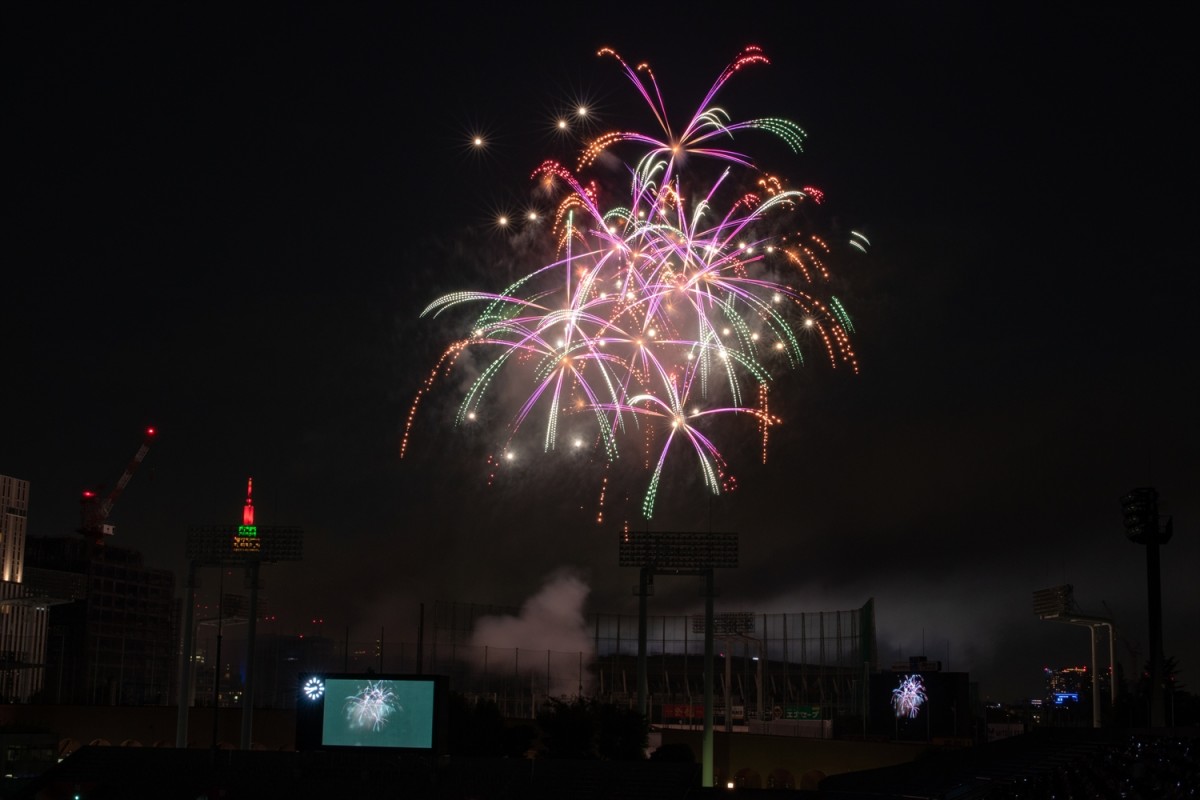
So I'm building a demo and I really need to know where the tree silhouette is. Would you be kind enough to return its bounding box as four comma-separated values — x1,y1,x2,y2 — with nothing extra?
536,697,648,760
447,693,536,757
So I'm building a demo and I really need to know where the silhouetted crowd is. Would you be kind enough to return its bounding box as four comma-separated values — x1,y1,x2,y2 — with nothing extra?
991,734,1197,799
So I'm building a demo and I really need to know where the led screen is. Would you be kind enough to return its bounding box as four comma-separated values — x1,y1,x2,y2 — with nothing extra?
291,673,447,752
869,670,971,740
318,677,436,749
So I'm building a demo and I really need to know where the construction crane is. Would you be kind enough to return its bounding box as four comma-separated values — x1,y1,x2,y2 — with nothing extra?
79,426,157,545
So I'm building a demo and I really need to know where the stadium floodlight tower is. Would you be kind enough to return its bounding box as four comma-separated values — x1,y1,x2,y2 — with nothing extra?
618,530,738,789
1032,584,1115,728
176,479,304,749
1120,487,1173,728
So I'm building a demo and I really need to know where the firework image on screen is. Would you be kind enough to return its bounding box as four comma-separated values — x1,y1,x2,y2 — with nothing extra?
404,45,864,520
344,680,400,732
320,678,435,749
891,674,927,719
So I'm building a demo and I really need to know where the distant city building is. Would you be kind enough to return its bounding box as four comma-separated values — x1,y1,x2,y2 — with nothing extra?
244,632,338,710
1044,664,1090,709
0,474,50,702
24,536,178,705
183,591,278,709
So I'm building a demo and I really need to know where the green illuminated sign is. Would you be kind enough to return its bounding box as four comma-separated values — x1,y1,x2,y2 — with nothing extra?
784,705,820,720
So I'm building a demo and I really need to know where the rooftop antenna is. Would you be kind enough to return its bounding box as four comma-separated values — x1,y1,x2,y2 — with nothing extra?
243,478,254,527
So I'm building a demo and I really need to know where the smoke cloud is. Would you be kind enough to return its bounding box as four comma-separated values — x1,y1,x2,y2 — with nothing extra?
467,568,597,697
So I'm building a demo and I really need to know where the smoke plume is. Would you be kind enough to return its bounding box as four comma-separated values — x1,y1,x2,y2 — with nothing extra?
467,568,596,697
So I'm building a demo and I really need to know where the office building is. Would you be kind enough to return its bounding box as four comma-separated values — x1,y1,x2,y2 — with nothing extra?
0,474,50,702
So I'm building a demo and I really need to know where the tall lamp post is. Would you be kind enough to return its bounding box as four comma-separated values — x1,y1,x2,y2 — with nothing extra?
1120,487,1173,728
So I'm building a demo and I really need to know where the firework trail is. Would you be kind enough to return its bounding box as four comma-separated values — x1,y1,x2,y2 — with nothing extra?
345,681,401,732
407,45,864,518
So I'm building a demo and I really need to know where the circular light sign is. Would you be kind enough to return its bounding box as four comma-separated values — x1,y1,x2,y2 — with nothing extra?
303,676,325,701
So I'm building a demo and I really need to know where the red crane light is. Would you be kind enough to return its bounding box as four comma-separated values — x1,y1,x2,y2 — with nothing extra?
79,427,157,545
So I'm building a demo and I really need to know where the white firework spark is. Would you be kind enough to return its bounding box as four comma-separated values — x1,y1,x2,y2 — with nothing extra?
345,680,402,732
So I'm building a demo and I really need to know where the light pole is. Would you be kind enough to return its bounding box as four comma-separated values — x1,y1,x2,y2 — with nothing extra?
619,530,738,789
177,521,303,749
1120,487,1173,728
1033,584,1116,728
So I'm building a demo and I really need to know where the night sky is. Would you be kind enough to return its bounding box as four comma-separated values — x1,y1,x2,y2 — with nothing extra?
6,3,1197,703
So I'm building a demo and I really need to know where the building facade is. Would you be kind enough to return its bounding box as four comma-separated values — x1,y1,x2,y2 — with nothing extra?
24,536,177,705
0,474,50,702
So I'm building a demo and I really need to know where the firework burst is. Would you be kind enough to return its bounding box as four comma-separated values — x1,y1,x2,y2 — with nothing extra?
345,681,401,732
891,675,927,719
407,46,864,519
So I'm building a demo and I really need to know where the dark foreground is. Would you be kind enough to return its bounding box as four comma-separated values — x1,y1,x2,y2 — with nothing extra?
5,728,1196,800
